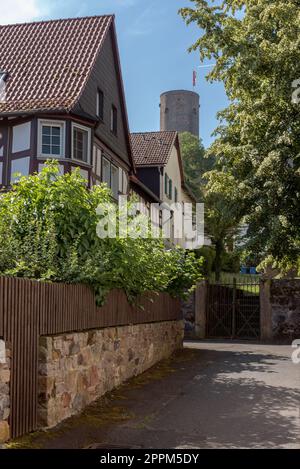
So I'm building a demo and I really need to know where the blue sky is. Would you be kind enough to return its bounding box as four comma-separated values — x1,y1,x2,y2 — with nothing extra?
2,0,228,148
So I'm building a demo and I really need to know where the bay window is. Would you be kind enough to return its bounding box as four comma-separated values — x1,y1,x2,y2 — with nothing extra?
102,157,111,186
101,156,119,199
111,164,119,199
72,123,91,164
38,120,65,158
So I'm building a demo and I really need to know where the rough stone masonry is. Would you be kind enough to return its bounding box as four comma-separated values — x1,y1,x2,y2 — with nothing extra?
0,341,10,444
270,280,300,339
38,320,183,428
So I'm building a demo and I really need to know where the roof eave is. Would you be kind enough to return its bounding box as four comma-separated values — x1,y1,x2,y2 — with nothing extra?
0,107,69,118
129,175,162,203
135,163,166,168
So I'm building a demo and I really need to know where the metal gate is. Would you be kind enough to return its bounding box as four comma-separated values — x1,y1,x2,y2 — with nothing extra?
206,278,260,339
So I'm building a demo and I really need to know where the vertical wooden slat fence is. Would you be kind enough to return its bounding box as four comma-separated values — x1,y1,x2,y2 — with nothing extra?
0,277,181,439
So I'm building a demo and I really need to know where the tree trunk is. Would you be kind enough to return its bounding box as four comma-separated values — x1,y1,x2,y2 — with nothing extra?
215,239,223,282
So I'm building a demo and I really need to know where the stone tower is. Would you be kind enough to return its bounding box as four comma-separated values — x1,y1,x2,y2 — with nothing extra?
160,90,200,137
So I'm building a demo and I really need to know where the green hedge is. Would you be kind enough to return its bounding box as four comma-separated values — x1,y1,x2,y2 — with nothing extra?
0,162,203,304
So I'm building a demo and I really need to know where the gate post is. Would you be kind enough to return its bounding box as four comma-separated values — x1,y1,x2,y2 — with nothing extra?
260,279,273,340
195,281,207,339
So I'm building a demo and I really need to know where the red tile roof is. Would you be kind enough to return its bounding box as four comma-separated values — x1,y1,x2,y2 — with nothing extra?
0,15,113,115
130,131,178,166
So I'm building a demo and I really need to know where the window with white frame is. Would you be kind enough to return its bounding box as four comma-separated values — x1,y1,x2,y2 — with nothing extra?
111,164,119,199
102,157,111,186
38,120,65,158
101,156,119,199
118,167,128,195
93,145,102,178
72,124,91,164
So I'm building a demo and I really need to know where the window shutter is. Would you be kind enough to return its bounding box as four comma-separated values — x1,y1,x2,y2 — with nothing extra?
169,179,173,199
165,174,168,195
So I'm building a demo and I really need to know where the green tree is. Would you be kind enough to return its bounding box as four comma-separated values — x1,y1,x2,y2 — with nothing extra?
180,0,300,275
179,131,213,200
204,170,242,280
179,132,241,280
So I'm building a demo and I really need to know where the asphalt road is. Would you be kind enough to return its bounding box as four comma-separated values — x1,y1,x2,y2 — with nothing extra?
13,340,300,449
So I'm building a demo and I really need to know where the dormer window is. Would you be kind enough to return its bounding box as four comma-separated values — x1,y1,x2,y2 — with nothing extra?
0,71,8,82
0,71,8,102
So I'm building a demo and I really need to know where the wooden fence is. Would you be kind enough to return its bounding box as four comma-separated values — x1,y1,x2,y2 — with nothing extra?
0,277,181,439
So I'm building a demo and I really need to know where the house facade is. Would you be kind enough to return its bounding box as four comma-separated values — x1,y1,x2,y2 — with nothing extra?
0,15,135,197
130,131,194,205
0,15,199,247
130,131,196,247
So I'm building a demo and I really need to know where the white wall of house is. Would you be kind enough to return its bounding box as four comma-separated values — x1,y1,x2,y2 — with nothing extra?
161,145,182,204
12,122,31,153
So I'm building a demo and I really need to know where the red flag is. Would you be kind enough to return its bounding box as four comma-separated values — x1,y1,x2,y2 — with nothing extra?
193,70,197,87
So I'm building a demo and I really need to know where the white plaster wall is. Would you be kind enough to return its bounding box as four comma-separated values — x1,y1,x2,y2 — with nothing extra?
11,157,30,182
163,145,182,204
12,122,31,154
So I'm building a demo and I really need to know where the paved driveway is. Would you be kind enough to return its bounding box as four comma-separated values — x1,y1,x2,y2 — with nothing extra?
12,341,300,449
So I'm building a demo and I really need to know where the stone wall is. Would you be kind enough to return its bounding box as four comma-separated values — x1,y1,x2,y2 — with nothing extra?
270,280,300,339
181,293,195,337
38,320,183,428
181,282,207,339
0,341,10,444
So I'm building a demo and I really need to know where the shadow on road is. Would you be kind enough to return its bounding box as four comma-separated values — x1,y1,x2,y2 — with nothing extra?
7,343,300,449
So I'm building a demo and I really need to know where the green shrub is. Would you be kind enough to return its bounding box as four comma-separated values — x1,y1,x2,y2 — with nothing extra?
195,246,215,277
221,250,241,274
0,162,203,304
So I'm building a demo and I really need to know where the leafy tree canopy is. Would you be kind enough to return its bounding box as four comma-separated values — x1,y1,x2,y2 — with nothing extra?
179,131,214,200
180,0,300,275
